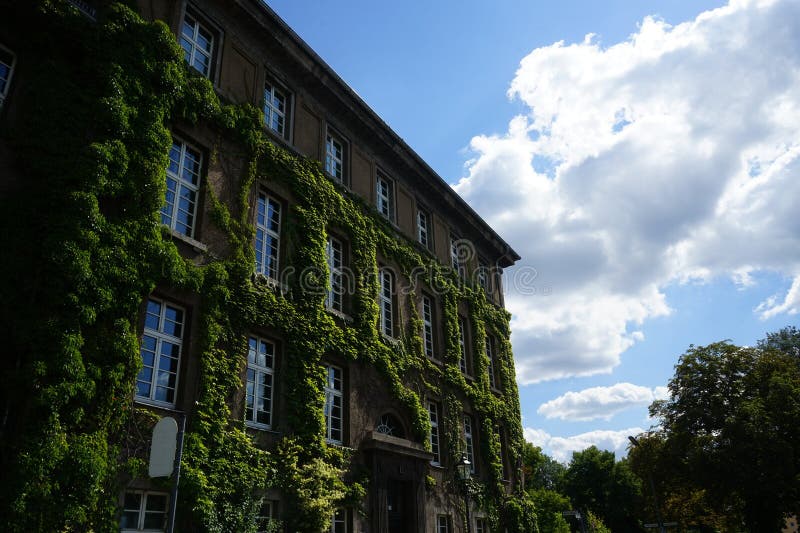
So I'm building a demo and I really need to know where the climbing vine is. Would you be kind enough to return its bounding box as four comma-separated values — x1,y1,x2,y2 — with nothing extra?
0,1,534,532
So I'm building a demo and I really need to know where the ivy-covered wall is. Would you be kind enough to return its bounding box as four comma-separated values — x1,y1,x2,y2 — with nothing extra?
0,1,536,532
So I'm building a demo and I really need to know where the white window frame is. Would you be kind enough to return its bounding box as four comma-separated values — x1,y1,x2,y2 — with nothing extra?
246,335,275,429
464,414,476,473
0,44,16,110
162,139,202,238
476,517,488,533
478,261,489,292
180,9,215,78
421,295,434,359
326,236,344,312
437,515,451,533
486,336,496,388
376,174,394,221
429,401,441,466
330,508,348,533
264,77,291,139
325,127,346,182
324,364,344,444
417,208,430,249
121,490,169,532
378,268,394,338
458,317,468,374
255,192,281,280
137,298,184,407
256,500,276,533
450,236,466,278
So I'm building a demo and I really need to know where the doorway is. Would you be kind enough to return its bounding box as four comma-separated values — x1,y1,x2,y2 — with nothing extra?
386,479,413,533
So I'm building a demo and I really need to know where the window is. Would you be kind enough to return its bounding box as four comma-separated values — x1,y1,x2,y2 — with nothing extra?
246,336,275,428
162,139,202,237
498,427,509,480
264,78,291,139
0,45,15,110
180,9,215,77
378,268,394,338
458,317,468,374
324,364,343,444
450,236,466,278
478,261,490,293
421,295,435,359
138,299,184,406
255,192,281,280
256,500,277,533
476,517,488,533
121,490,168,532
428,402,441,466
326,236,344,312
486,336,496,388
376,174,394,221
417,208,431,249
464,415,476,473
330,508,348,533
437,515,451,533
325,128,346,182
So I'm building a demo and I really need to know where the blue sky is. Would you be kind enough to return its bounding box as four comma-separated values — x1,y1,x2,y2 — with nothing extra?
268,0,800,461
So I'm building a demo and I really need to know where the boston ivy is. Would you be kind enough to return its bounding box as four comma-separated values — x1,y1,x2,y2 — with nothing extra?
0,2,536,531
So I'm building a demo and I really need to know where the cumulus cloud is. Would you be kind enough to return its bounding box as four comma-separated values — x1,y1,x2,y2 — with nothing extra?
537,382,668,421
524,426,646,463
455,0,800,384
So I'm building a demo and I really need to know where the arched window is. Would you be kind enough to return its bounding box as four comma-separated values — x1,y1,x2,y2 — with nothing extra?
375,413,405,439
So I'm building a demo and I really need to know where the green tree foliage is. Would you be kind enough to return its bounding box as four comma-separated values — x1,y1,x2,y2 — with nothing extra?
522,441,567,492
529,488,571,533
562,446,642,532
757,325,800,358
649,338,800,531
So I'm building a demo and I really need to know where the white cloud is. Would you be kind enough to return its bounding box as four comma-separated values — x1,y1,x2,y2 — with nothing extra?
537,383,668,421
455,0,800,384
524,426,646,463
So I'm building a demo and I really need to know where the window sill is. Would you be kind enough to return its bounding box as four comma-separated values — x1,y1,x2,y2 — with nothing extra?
380,333,401,346
134,397,177,411
167,228,208,252
245,421,273,431
251,273,289,294
325,307,353,323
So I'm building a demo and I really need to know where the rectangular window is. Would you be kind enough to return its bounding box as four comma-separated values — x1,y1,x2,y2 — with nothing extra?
255,192,281,280
476,517,488,533
180,9,215,77
417,208,431,249
437,515,451,533
325,128,346,182
246,336,275,428
429,402,441,466
458,317,468,374
0,45,16,110
486,336,496,388
330,508,348,533
450,236,466,278
378,268,394,338
376,174,394,221
499,427,509,480
121,490,168,532
138,299,184,406
421,295,435,359
326,236,344,312
162,139,202,238
464,415,476,473
478,261,489,292
324,364,343,444
256,500,276,533
264,78,291,139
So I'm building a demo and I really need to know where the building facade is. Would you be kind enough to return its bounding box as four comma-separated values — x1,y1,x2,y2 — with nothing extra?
0,1,530,532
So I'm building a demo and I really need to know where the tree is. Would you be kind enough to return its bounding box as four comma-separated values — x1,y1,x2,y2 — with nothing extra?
528,488,571,533
650,339,800,530
522,441,567,492
562,446,642,531
757,325,800,358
